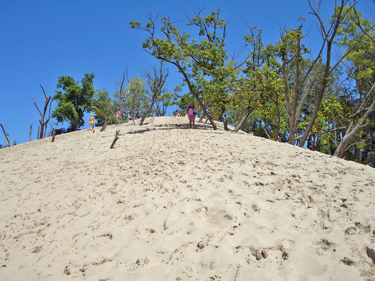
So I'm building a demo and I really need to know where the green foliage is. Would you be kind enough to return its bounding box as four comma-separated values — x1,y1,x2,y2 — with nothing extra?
131,5,375,165
131,10,232,128
52,73,95,131
154,89,176,116
230,27,285,137
92,88,118,126
142,62,172,118
115,76,150,120
173,92,195,113
333,8,375,164
337,8,375,95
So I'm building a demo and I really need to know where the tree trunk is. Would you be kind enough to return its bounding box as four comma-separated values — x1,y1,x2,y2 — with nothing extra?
0,124,11,147
274,103,281,141
221,108,228,131
334,99,375,158
140,104,153,125
299,0,353,147
29,123,33,142
140,95,157,125
234,106,254,132
174,62,217,130
110,130,121,149
101,117,109,132
198,101,208,123
51,128,56,142
264,92,281,141
33,84,52,139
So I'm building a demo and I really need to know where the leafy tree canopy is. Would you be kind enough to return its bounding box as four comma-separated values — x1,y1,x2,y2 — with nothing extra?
52,73,95,131
92,88,118,126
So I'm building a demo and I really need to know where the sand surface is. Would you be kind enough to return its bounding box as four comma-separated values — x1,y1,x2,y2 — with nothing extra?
0,116,375,280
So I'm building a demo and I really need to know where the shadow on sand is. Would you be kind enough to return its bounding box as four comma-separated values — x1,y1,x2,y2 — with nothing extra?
126,122,222,135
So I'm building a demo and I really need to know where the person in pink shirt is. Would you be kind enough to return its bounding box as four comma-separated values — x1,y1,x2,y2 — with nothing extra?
186,102,198,129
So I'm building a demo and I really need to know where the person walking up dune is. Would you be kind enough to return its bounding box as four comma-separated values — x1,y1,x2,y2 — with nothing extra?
89,114,95,131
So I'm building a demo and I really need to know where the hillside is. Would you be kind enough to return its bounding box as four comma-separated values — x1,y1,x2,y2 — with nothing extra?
0,117,374,280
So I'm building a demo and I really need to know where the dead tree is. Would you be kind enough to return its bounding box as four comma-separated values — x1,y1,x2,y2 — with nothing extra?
33,84,52,139
100,106,118,132
140,61,169,125
51,128,56,142
29,123,32,142
110,130,121,149
101,71,132,132
115,71,132,123
0,124,11,147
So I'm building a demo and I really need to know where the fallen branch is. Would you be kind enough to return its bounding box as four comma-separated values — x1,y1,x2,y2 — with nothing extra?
110,130,121,149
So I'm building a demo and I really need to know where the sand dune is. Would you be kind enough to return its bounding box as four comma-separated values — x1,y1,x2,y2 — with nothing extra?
0,116,374,280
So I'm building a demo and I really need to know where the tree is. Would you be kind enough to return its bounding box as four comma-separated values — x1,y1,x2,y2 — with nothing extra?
0,124,11,147
140,61,169,125
297,0,357,148
333,7,375,161
52,73,95,131
239,27,284,138
92,88,117,126
277,24,323,145
33,84,52,139
115,76,150,123
131,9,233,130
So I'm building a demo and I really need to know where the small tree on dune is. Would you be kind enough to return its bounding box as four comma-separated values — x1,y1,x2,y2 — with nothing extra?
52,73,95,131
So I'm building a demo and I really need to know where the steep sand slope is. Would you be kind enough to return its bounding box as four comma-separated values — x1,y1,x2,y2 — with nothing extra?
0,117,374,280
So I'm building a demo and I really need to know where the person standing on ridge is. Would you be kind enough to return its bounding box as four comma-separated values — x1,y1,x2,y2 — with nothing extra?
186,102,197,129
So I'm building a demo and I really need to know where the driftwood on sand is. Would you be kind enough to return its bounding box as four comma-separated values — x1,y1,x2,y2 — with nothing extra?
110,130,120,149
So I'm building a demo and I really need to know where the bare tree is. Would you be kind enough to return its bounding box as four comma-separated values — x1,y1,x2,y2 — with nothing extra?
297,0,357,147
29,123,32,142
0,124,11,147
114,71,134,124
98,74,128,132
140,61,169,125
33,84,52,139
110,130,121,149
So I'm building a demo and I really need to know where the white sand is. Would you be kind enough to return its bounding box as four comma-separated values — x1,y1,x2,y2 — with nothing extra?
0,116,374,280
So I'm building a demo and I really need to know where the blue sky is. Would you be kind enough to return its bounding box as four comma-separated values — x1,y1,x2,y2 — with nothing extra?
1,0,374,145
